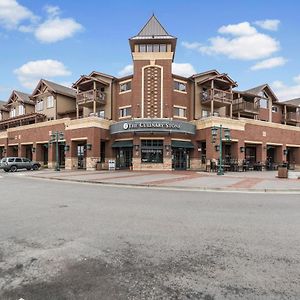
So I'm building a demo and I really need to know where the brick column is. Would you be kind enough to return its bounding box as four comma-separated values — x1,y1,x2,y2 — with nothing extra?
274,145,284,164
256,144,267,164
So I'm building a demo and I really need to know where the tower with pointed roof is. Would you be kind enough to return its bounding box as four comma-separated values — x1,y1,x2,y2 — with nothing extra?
128,15,177,119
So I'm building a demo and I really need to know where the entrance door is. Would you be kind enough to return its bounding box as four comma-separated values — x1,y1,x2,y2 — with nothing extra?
77,145,86,169
116,148,132,169
25,145,32,160
172,148,189,170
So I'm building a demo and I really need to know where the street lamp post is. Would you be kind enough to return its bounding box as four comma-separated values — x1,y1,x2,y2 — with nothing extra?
50,131,64,171
211,125,231,175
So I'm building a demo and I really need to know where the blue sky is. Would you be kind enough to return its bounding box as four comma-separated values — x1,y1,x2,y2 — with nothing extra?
0,0,300,101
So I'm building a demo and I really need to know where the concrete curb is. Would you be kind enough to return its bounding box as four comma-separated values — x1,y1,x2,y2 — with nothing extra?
28,175,300,194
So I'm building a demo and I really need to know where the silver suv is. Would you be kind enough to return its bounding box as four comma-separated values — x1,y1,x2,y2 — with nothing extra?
0,157,41,172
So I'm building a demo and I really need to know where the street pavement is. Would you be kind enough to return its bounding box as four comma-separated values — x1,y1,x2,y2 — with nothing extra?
25,169,300,192
0,174,300,299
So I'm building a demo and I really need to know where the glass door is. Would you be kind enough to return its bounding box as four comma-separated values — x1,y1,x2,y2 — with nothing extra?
172,148,189,170
116,148,132,169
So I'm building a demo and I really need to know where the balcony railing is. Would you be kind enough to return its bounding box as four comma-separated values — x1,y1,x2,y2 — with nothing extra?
76,89,105,105
201,88,233,104
285,112,300,123
232,100,259,114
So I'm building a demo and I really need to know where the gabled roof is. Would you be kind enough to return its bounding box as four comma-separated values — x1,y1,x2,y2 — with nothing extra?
89,71,115,80
0,100,9,111
196,73,237,87
191,70,220,79
32,79,76,98
73,75,110,88
7,90,34,105
282,98,300,107
244,84,279,102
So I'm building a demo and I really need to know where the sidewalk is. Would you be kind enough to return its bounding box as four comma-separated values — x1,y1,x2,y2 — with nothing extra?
27,169,300,192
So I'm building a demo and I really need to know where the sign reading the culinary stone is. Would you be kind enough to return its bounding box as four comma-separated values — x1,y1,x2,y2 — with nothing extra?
110,119,195,135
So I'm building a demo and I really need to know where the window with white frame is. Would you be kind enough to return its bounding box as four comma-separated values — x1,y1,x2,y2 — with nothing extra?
260,99,268,109
10,108,16,118
272,106,278,113
0,112,2,120
36,100,43,111
47,96,54,108
173,106,187,118
174,80,186,92
120,81,132,93
119,106,131,118
18,105,25,115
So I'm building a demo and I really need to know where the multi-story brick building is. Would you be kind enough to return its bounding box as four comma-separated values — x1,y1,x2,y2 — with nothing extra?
0,15,300,171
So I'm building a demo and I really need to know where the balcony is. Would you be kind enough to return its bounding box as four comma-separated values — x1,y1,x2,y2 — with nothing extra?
232,100,259,115
76,89,105,106
201,88,233,107
285,112,300,123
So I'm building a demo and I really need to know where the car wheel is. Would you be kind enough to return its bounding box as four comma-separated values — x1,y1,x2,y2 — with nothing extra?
10,165,17,172
32,164,39,171
4,169,9,172
26,167,31,171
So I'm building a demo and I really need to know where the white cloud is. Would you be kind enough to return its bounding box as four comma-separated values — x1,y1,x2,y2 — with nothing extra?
172,63,196,77
118,65,133,77
251,56,287,71
0,1,83,43
182,21,280,61
219,22,257,36
14,59,71,89
35,17,83,43
0,0,37,29
255,19,280,31
272,75,300,101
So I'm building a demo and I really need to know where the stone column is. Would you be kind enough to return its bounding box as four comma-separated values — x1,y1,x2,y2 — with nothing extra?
256,144,267,164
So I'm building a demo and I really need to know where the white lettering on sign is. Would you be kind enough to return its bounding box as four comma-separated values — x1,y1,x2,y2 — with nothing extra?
122,121,181,130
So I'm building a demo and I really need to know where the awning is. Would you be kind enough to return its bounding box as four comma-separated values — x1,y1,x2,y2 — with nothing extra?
171,140,194,149
112,140,133,148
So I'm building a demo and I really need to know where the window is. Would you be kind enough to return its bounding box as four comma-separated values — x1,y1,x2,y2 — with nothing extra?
202,110,209,118
139,44,146,52
47,96,54,108
22,158,30,162
0,112,2,121
15,158,22,162
272,106,278,113
260,99,268,109
119,106,131,118
8,158,14,162
36,100,43,111
18,105,24,115
174,106,186,118
10,108,16,118
120,81,131,93
174,81,186,92
138,44,167,52
141,140,163,163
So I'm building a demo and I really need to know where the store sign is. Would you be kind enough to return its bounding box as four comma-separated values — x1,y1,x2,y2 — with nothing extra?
110,119,195,135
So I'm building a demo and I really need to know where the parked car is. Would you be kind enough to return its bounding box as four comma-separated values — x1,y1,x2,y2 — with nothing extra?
0,157,41,172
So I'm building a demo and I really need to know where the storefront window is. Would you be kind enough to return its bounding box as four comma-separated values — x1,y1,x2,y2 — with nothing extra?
141,140,163,163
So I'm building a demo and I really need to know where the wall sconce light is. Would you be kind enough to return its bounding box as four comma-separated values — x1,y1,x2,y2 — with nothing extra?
240,146,245,153
86,143,92,151
263,145,267,150
215,145,220,152
224,128,231,140
134,144,140,152
44,143,49,149
164,144,171,152
64,145,70,152
32,147,36,153
283,149,288,156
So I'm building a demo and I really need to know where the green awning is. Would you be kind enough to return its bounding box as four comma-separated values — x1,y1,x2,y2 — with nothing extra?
171,140,194,149
112,140,133,148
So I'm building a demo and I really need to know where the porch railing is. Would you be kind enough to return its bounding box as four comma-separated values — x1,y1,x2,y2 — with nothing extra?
76,89,106,105
285,112,300,123
232,100,259,114
201,88,233,104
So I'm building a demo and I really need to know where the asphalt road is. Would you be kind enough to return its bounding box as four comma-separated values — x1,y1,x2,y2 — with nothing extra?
0,173,299,299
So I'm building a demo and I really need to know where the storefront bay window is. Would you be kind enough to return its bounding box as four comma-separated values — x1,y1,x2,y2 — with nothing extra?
141,140,163,163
